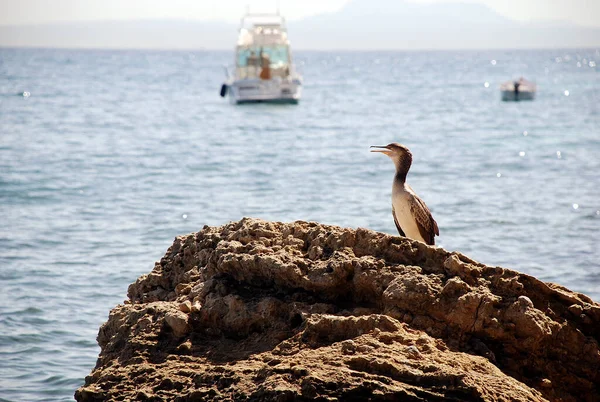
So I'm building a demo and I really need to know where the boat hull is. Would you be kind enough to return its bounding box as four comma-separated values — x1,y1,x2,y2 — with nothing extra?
226,78,301,105
501,90,535,101
236,98,299,105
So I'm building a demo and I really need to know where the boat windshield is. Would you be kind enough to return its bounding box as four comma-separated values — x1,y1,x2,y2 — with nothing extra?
235,45,291,79
237,45,289,69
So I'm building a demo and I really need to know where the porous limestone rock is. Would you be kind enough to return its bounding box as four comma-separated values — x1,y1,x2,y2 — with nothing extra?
76,218,600,401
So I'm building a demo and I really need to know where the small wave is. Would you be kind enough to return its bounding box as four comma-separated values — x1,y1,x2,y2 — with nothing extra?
0,330,44,343
4,306,45,315
40,374,76,387
0,345,44,356
0,91,32,97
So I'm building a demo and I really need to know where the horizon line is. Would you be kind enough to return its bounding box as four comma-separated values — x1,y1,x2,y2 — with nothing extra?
2,45,599,52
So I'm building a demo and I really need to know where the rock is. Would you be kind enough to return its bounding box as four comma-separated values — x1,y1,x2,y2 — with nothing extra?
405,345,423,359
75,218,600,402
179,300,192,313
165,310,190,338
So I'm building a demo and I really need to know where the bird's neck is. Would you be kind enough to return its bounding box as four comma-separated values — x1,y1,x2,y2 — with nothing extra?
393,157,411,184
394,171,407,185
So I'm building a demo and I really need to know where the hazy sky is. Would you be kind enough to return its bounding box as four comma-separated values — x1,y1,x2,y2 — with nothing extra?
1,0,599,27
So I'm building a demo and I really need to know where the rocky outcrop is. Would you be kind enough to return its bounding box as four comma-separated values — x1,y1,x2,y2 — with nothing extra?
76,218,600,401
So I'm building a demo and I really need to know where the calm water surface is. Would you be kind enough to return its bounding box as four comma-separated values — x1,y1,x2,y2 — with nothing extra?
0,48,599,401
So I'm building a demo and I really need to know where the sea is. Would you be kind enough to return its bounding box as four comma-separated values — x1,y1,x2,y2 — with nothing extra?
0,47,599,401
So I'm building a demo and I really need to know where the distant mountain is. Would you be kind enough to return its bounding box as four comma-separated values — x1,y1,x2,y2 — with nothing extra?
290,0,600,49
1,0,599,50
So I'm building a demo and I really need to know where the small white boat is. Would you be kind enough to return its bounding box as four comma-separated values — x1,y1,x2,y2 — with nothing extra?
500,78,536,101
220,12,302,104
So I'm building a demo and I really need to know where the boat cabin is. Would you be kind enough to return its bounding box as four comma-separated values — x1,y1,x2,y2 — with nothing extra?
235,16,294,81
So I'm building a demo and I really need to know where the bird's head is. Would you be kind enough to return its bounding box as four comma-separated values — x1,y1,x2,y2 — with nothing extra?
370,143,413,178
370,143,412,157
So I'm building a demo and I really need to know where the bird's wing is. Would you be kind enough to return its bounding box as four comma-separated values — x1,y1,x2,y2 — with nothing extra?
391,205,405,237
407,189,439,245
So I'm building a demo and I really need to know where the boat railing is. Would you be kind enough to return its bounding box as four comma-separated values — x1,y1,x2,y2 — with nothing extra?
239,12,286,30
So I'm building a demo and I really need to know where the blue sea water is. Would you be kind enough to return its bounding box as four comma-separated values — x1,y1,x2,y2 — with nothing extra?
0,47,599,401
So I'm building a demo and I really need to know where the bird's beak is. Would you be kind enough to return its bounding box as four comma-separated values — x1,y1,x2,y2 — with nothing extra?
370,145,391,155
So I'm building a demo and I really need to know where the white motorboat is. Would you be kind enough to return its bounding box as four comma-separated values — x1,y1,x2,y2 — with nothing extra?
220,12,302,104
500,78,536,101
